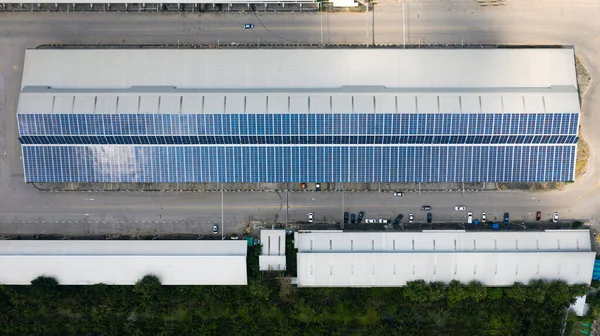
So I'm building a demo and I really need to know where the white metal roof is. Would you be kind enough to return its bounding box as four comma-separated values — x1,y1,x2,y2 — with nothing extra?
296,251,596,287
16,87,580,115
295,230,592,253
21,49,578,90
260,229,287,271
0,240,248,285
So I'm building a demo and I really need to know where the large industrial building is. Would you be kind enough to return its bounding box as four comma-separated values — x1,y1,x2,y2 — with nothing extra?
0,240,248,285
294,230,595,287
17,48,580,184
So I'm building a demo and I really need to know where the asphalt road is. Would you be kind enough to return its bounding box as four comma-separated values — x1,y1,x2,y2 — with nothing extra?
1,0,600,235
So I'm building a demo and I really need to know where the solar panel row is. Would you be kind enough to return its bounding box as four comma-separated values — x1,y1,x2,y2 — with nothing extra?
17,113,579,137
22,145,575,183
19,134,579,145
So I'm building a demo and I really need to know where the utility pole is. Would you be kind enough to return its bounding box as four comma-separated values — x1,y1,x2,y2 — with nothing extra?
221,183,224,240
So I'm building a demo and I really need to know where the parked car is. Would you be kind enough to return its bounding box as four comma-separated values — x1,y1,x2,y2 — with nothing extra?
455,206,466,211
467,211,473,224
379,219,389,224
357,211,364,223
244,23,254,29
213,224,218,234
393,214,403,225
230,234,239,240
421,205,432,211
308,213,314,223
409,213,414,223
503,212,509,224
351,213,356,224
427,212,432,223
490,223,500,230
536,211,542,221
481,212,486,222
343,212,349,224
553,212,559,223
394,191,404,197
365,219,376,224
301,182,306,190
315,183,321,191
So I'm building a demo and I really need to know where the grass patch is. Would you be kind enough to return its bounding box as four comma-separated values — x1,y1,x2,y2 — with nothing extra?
575,55,592,100
576,135,589,178
497,182,568,191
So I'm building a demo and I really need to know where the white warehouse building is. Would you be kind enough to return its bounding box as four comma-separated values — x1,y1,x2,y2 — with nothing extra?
0,240,248,285
294,230,595,287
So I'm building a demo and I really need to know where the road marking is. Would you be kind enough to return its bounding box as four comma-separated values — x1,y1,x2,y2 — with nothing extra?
576,181,600,200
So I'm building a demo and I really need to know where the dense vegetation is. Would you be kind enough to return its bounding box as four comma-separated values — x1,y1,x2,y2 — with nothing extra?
0,246,588,335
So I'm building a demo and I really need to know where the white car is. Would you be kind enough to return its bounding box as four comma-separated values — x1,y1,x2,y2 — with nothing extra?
408,213,414,223
467,211,473,224
365,219,376,224
481,212,487,222
455,206,466,211
213,225,218,234
393,191,404,197
379,219,389,224
308,213,314,223
553,212,559,223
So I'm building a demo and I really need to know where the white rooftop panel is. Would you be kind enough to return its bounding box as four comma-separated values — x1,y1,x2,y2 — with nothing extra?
332,96,353,114
0,240,248,285
226,95,245,114
524,95,545,113
417,96,438,114
397,96,417,113
310,96,331,113
461,95,480,113
271,95,291,114
354,96,374,113
259,256,287,271
96,96,118,115
116,96,138,114
503,96,525,114
72,96,95,114
260,230,286,256
204,95,225,114
53,95,74,114
545,92,580,113
376,95,396,114
21,49,578,89
439,96,460,114
140,96,159,114
480,96,503,114
17,94,53,114
295,231,592,253
181,96,203,114
246,95,267,114
296,252,595,287
159,96,181,114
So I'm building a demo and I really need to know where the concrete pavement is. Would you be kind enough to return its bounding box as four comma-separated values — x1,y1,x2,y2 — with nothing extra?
1,1,600,235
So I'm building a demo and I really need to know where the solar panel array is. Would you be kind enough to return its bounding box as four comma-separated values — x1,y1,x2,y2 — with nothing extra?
22,145,575,183
18,111,579,183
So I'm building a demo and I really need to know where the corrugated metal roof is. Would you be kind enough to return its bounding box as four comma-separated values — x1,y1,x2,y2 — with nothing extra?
21,49,578,90
260,230,287,271
295,230,592,253
296,252,595,287
16,87,580,115
0,240,248,285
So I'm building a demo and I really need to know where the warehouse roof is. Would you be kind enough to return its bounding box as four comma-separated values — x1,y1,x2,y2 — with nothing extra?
295,230,592,252
21,48,577,90
296,251,596,287
0,240,248,285
17,86,579,115
260,229,287,271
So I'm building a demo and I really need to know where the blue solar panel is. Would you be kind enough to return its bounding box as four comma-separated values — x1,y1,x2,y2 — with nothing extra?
22,145,576,183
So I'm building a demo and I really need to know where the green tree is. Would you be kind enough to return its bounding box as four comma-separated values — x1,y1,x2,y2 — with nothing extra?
467,281,487,302
427,281,447,302
447,280,469,305
505,282,527,303
403,280,428,303
487,287,503,300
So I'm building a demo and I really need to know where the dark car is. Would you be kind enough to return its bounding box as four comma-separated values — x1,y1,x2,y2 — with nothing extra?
244,24,254,29
503,212,509,224
427,212,432,223
421,205,432,211
344,212,349,224
536,211,541,221
393,214,403,225
357,211,364,223
350,213,356,224
315,183,321,191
